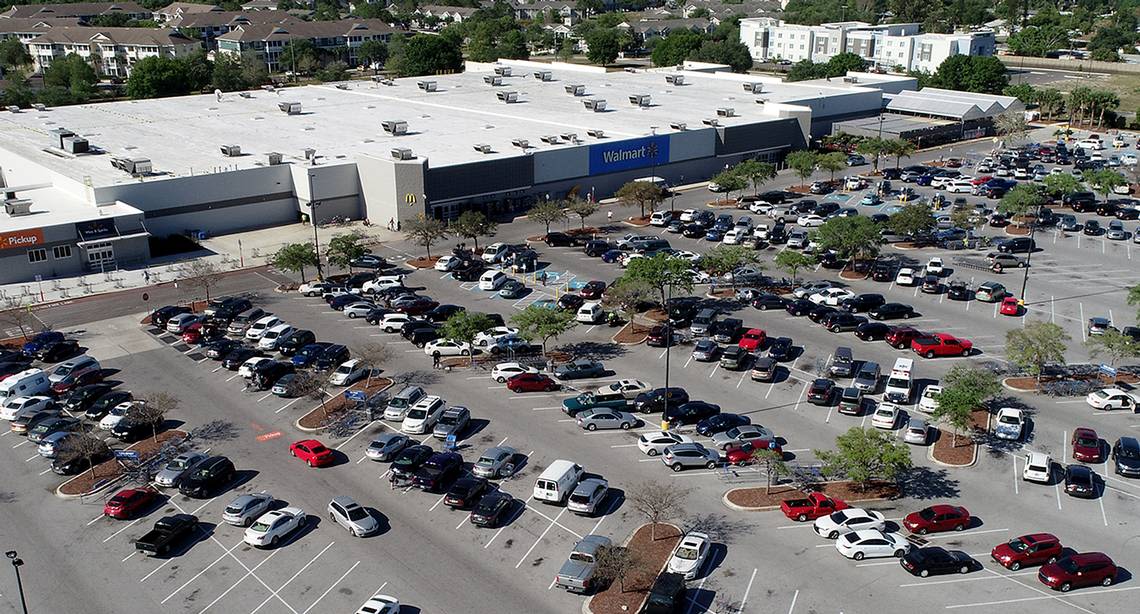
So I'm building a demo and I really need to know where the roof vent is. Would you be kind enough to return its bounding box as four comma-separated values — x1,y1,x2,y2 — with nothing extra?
842,76,858,83
494,66,512,77
533,70,552,81
304,148,316,160
278,101,302,115
371,76,394,85
565,84,585,96
560,132,577,141
382,120,408,135
629,94,651,107
483,75,502,86
716,107,736,117
3,199,33,217
110,157,152,175
511,139,529,149
50,127,75,148
62,136,88,154
670,122,687,131
540,135,560,144
473,144,493,154
583,99,607,112
743,83,764,93
755,98,769,104
496,90,519,103
417,80,438,92
702,118,720,127
390,148,416,160
267,152,283,165
665,74,685,86
587,129,605,138
32,103,46,111
239,92,252,98
220,144,242,157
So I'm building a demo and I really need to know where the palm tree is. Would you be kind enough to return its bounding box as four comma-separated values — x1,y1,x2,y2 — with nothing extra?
1036,88,1064,121
885,139,915,170
1067,86,1093,127
1093,90,1120,129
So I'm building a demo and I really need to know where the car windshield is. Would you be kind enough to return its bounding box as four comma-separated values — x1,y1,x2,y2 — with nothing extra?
569,552,595,563
168,458,191,470
55,365,73,376
1119,446,1139,459
476,457,494,467
999,415,1019,425
407,409,427,419
439,414,458,425
1007,538,1028,552
249,522,270,533
918,508,936,520
831,511,849,523
346,506,368,521
674,546,699,560
1076,435,1097,447
876,408,893,417
1056,558,1079,573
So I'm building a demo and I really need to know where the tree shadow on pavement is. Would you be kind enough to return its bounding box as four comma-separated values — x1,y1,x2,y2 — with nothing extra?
682,513,754,545
897,466,960,500
555,341,629,361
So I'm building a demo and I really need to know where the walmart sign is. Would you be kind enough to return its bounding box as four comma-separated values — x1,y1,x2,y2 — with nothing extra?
588,135,670,175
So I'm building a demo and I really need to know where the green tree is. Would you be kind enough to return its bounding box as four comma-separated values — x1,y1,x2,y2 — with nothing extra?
615,181,666,219
567,198,599,229
440,311,495,365
856,137,888,173
995,110,1029,146
585,29,621,65
1007,25,1071,57
1086,329,1140,373
815,427,913,490
888,202,937,238
316,61,348,82
510,304,578,355
750,447,788,494
271,243,318,282
933,364,1001,446
1003,83,1037,105
1042,173,1081,200
784,150,818,188
1089,26,1131,62
689,39,754,72
42,54,97,103
1005,321,1070,383
357,39,389,71
997,184,1046,224
700,245,761,289
126,56,199,99
0,37,31,69
602,278,653,322
930,385,976,447
451,210,497,251
528,200,568,234
774,250,816,285
817,151,847,183
736,160,777,195
709,168,748,202
403,214,449,258
622,253,695,307
1035,88,1065,120
651,30,704,67
883,139,915,170
389,33,463,77
1085,169,1126,204
211,53,248,92
929,55,1009,94
1130,284,1140,322
325,233,368,271
813,216,883,270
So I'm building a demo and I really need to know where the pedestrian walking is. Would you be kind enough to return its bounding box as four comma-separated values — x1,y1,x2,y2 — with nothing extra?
539,271,548,286
432,353,441,369
143,270,150,283
607,210,613,222
388,218,395,230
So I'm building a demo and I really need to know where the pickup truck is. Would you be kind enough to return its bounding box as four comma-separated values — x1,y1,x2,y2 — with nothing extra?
780,492,849,522
561,391,630,415
911,333,973,358
134,514,199,556
555,535,613,593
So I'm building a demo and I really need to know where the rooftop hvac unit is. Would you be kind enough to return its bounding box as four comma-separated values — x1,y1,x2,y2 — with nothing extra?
670,122,687,131
371,75,394,85
220,144,242,157
533,70,552,81
587,129,605,139
540,135,560,144
494,66,512,77
842,76,858,83
483,75,502,86
382,120,408,135
560,132,577,142
32,103,46,111
665,74,685,86
304,148,316,160
6,106,20,113
583,99,606,112
4,199,33,217
239,92,252,98
50,127,75,149
743,83,764,93
565,84,585,96
267,152,283,165
716,107,736,117
62,136,88,154
754,98,769,104
628,94,651,107
262,85,274,91
110,157,152,175
417,80,437,92
496,91,519,103
511,139,529,149
473,144,492,154
278,101,302,115
390,148,416,160
702,118,720,127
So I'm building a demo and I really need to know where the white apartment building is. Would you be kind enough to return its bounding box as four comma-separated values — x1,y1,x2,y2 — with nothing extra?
739,18,995,72
25,26,198,77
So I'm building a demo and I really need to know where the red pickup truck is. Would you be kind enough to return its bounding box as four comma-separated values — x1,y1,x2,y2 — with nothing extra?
911,333,973,358
780,492,849,521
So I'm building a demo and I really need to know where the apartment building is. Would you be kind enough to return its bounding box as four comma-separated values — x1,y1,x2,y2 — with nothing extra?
1,2,151,22
166,10,294,49
739,18,995,72
0,17,82,43
152,2,223,23
215,19,395,72
25,26,199,76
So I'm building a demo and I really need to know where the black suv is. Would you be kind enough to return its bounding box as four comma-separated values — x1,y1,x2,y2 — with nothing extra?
84,390,133,420
277,329,316,356
252,361,294,390
840,293,885,313
996,237,1035,254
663,401,720,425
634,387,689,414
314,344,350,372
1063,191,1097,211
64,383,115,413
178,456,236,498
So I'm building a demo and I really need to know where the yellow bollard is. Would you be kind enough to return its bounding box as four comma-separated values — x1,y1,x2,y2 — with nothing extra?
661,419,671,431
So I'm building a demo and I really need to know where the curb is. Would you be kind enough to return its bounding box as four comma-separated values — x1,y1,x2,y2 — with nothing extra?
1000,376,1039,394
583,522,681,614
927,431,980,468
55,473,125,500
294,380,393,433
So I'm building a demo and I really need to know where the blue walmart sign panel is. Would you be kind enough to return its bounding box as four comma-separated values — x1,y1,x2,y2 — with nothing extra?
588,135,670,176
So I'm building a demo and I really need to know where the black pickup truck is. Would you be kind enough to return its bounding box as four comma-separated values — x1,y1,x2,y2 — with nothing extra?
134,514,199,556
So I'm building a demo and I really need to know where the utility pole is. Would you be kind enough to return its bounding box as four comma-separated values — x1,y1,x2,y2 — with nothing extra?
307,172,322,279
6,551,28,614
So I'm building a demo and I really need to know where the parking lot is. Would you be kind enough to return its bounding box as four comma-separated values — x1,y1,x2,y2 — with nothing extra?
2,127,1139,614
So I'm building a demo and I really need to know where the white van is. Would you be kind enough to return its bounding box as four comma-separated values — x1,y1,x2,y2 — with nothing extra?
481,242,509,263
884,357,914,403
533,459,585,505
0,369,50,401
244,315,282,340
258,323,295,350
48,355,100,386
1076,139,1104,151
576,302,604,324
479,270,508,291
400,395,446,434
649,211,672,227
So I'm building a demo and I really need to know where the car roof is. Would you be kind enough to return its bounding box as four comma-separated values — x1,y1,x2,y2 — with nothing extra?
1067,552,1112,564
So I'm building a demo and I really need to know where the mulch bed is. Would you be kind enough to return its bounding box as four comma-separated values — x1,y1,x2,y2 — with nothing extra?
626,216,651,226
296,377,392,429
613,323,650,344
705,199,740,208
139,300,208,325
588,523,682,614
643,308,668,323
1005,372,1139,392
930,409,989,466
725,481,900,510
787,185,812,194
58,430,188,497
567,227,601,236
705,288,736,298
407,256,438,269
439,351,571,370
1004,226,1031,236
839,269,867,280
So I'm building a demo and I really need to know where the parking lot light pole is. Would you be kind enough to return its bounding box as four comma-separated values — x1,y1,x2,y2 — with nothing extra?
6,551,28,614
307,172,323,280
662,284,673,427
1018,202,1043,302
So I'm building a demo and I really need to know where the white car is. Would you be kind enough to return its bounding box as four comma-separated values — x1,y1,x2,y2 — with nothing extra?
894,267,917,286
666,531,710,580
238,356,272,379
474,327,520,348
1113,136,1127,148
797,214,826,227
490,362,539,383
793,280,834,298
679,209,698,222
871,403,900,429
257,323,294,350
342,302,376,319
945,180,974,193
813,508,887,539
329,359,367,386
362,275,404,294
401,396,445,434
435,255,461,272
721,229,744,245
1,395,54,421
993,407,1024,440
378,313,413,333
809,287,855,306
424,339,473,357
355,594,400,614
1122,153,1138,165
834,529,911,560
244,315,282,340
619,252,645,268
598,379,651,399
844,176,865,190
924,257,944,276
1022,451,1052,483
99,401,138,430
166,313,201,334
243,507,306,548
749,201,772,215
671,250,701,263
1086,387,1137,411
918,385,941,413
297,282,327,297
637,431,693,456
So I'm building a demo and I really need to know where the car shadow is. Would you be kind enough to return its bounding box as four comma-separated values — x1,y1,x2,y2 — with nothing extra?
683,513,754,546
555,341,629,361
322,450,352,468
597,488,625,517
158,521,216,559
273,515,321,549
896,466,960,500
362,508,391,537
216,469,261,498
461,419,490,442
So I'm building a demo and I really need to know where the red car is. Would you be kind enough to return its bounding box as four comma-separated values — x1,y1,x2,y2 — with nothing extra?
580,281,607,300
780,492,848,521
104,487,157,519
394,296,440,316
886,326,924,349
991,533,1063,571
910,333,973,358
903,504,971,534
1071,427,1102,462
999,296,1021,316
50,369,106,396
725,439,782,466
970,175,993,185
289,439,335,467
738,328,766,352
507,373,559,393
1038,552,1117,592
181,322,221,345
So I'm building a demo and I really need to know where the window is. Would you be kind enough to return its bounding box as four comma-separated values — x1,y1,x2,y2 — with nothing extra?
28,248,47,263
53,245,72,259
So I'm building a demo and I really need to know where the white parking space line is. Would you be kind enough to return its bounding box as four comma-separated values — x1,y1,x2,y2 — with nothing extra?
945,585,1140,610
900,570,1038,587
334,419,378,450
786,589,799,614
139,557,175,582
1012,455,1019,495
160,539,245,600
924,528,1008,540
102,518,142,543
276,398,303,413
23,453,39,463
122,551,137,563
970,567,1097,614
37,467,52,476
11,440,28,448
87,514,105,526
248,541,335,614
515,507,568,568
739,568,758,613
196,550,282,614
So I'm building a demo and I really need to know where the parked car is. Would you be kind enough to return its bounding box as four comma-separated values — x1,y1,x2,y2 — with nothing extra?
901,547,975,577
1038,553,1117,591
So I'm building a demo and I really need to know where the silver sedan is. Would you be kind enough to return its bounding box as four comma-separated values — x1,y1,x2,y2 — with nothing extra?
711,424,775,450
575,409,638,431
328,495,379,537
365,433,411,462
222,492,274,527
473,445,518,478
691,339,720,362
